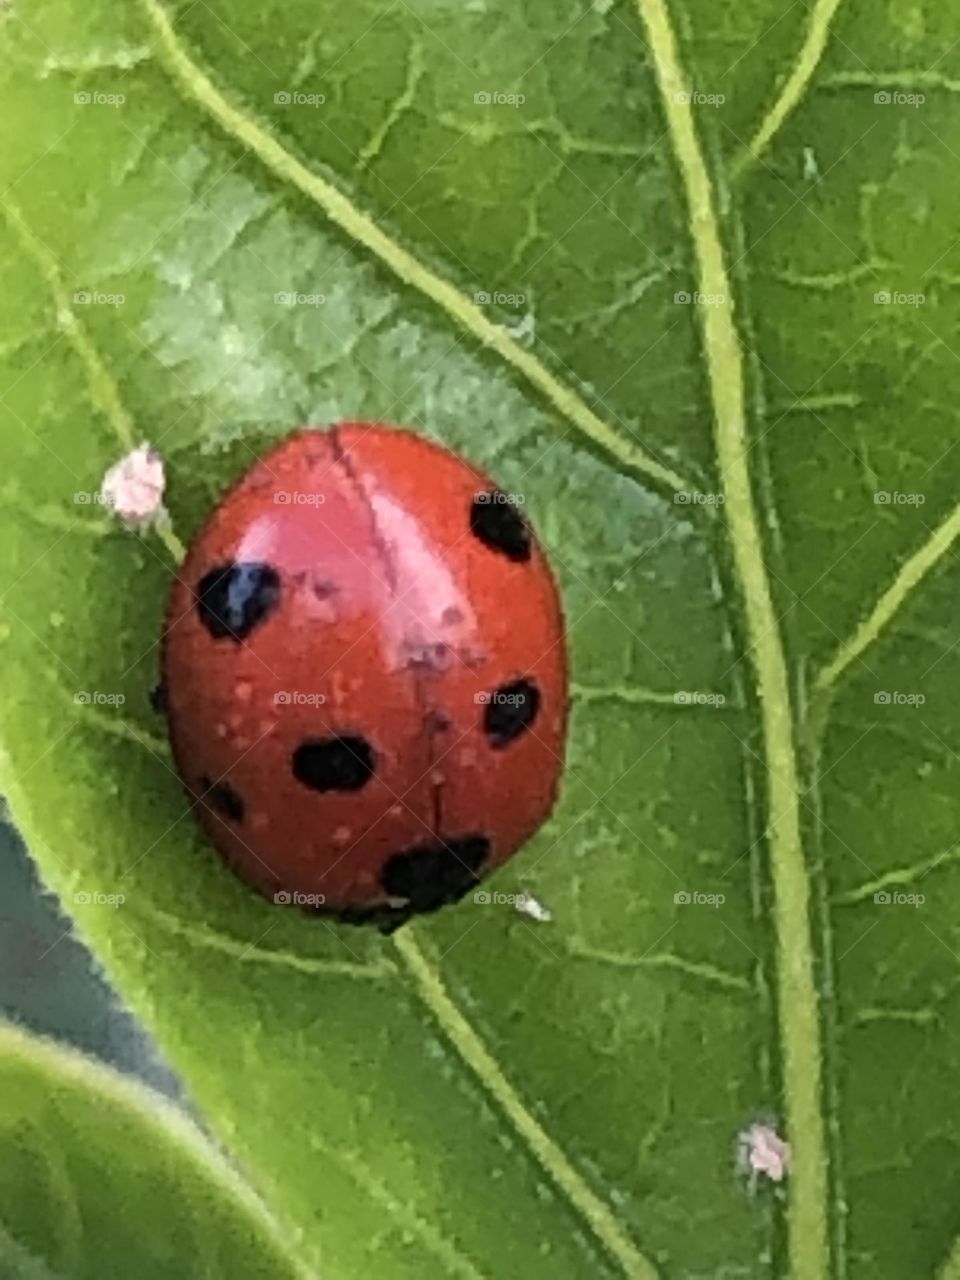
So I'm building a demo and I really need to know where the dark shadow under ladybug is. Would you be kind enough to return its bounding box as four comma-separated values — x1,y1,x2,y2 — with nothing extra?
305,834,492,935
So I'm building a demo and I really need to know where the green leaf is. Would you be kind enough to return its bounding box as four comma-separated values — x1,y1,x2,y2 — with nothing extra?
1,1,959,1277
0,1023,314,1279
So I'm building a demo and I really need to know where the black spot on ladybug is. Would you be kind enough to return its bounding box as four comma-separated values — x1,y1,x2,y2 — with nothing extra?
470,492,531,562
196,562,281,641
292,736,376,792
484,678,541,748
149,681,167,714
198,775,245,823
381,835,490,913
441,605,464,627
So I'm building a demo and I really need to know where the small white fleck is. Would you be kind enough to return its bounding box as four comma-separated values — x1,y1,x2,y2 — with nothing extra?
738,1122,791,1184
802,146,820,181
100,444,166,528
515,893,552,923
505,311,536,345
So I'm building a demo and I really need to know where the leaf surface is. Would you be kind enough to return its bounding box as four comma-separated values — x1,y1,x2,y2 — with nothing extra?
1,1,960,1276
0,1024,314,1279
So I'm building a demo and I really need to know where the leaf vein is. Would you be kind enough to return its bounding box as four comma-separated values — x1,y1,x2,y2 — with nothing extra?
140,0,689,497
815,501,960,695
393,930,658,1280
567,938,751,991
139,903,397,981
1,199,136,450
737,0,846,173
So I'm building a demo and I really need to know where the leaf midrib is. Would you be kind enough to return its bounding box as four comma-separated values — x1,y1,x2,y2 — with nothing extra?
632,0,830,1276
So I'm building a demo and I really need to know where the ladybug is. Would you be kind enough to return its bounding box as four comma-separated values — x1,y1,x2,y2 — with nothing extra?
161,424,568,931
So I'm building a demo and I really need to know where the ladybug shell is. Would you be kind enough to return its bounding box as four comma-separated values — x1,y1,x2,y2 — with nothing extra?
162,424,567,929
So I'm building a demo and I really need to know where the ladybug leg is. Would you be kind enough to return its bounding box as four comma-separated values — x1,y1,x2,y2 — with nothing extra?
375,908,413,936
149,681,167,715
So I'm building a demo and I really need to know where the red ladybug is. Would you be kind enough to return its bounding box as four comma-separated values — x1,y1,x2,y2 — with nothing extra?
161,424,567,930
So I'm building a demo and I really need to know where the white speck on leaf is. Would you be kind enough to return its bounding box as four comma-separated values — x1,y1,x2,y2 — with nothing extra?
515,894,552,923
802,147,820,181
100,444,166,528
738,1122,791,1184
